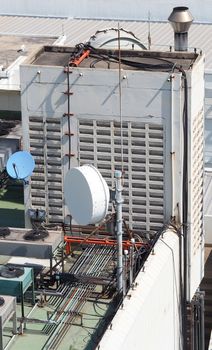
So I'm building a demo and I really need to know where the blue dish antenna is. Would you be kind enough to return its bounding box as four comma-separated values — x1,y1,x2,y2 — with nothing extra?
6,151,35,180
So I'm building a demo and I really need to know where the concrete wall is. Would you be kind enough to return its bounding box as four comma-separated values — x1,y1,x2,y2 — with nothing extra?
99,230,182,350
0,0,212,22
0,91,21,112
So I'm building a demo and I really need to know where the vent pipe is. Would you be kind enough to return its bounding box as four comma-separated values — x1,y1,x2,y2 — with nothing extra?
168,7,193,51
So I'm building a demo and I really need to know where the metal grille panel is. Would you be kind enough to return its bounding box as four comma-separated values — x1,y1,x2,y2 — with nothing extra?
78,119,164,232
29,116,63,223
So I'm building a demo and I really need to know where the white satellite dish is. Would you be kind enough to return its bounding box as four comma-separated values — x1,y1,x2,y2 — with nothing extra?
64,165,110,225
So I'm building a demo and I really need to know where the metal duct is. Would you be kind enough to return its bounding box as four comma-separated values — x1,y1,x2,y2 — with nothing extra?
168,7,193,51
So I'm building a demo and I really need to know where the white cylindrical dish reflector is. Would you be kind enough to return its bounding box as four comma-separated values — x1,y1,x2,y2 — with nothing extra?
64,165,109,225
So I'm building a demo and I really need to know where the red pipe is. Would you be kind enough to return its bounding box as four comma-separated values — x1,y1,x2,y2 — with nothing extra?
64,236,146,249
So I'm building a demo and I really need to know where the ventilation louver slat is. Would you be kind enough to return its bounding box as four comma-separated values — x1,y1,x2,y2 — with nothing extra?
29,116,63,223
79,119,164,232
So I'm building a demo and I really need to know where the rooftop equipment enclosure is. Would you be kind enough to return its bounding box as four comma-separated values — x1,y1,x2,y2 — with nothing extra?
20,46,204,301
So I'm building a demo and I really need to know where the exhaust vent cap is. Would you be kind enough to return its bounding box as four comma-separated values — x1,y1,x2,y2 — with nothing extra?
168,6,193,33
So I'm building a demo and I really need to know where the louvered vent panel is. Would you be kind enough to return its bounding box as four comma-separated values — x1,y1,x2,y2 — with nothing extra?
29,116,63,223
79,119,164,232
191,111,204,256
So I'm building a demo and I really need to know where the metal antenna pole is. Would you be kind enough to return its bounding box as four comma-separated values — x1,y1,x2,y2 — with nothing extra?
115,170,123,295
118,23,124,174
148,11,152,50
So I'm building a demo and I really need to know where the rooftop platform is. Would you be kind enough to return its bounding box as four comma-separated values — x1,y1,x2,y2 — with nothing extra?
0,35,55,69
31,45,199,71
0,243,118,350
3,290,112,350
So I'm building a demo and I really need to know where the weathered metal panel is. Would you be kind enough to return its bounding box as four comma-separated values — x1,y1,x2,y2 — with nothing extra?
67,69,171,119
0,229,63,259
21,59,175,229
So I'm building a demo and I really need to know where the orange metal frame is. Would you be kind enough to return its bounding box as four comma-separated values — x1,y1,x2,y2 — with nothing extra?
64,235,146,255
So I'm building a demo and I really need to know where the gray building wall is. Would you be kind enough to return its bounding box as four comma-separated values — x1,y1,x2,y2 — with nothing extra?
1,0,212,23
99,230,181,350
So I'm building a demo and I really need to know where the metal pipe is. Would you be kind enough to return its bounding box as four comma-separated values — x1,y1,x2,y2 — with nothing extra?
64,236,145,248
174,32,188,52
129,242,134,287
17,317,58,325
4,334,16,350
115,170,123,294
199,292,205,350
123,249,128,296
170,74,176,219
34,290,64,297
168,7,193,51
43,244,115,349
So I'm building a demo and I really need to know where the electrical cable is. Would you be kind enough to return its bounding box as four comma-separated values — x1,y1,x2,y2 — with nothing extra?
90,58,110,69
69,43,176,73
172,65,188,350
87,44,175,70
179,67,188,350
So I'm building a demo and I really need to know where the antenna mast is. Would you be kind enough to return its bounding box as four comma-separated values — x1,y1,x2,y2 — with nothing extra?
118,23,124,174
148,11,152,50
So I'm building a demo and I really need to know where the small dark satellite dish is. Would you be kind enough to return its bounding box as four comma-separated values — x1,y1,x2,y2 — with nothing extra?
0,297,5,306
6,151,35,180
